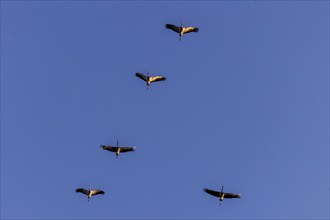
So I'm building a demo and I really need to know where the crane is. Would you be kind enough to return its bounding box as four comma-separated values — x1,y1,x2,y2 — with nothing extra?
135,70,166,90
76,186,105,202
203,185,241,206
165,20,199,41
101,140,136,158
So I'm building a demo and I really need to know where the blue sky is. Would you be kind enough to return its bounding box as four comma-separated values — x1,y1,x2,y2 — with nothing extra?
1,1,329,219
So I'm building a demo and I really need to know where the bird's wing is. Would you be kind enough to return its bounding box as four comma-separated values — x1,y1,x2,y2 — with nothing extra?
183,26,199,34
203,188,220,197
224,193,241,199
135,73,148,82
119,147,136,152
165,24,180,33
149,76,166,83
76,188,89,195
91,190,105,196
100,145,116,152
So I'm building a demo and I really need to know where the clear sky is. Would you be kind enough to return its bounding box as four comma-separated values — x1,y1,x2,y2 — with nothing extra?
1,1,329,219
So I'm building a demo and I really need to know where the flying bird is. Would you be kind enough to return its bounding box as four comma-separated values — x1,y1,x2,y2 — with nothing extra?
203,185,241,206
165,20,199,41
76,186,105,202
135,70,166,90
101,140,136,158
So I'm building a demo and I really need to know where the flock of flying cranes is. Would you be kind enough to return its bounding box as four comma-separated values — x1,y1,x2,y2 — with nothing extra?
75,21,241,206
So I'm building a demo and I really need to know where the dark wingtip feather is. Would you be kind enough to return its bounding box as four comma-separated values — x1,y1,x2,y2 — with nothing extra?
195,28,200,32
99,190,105,195
165,24,171,29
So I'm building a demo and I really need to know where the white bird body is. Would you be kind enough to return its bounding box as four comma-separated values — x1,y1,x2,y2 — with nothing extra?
165,21,199,41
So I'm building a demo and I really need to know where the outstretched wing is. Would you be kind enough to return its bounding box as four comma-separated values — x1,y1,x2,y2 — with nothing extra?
224,193,241,199
149,76,166,83
135,73,148,82
183,26,199,34
100,145,116,152
165,24,180,33
203,188,221,198
119,147,136,153
91,190,105,196
76,188,89,195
